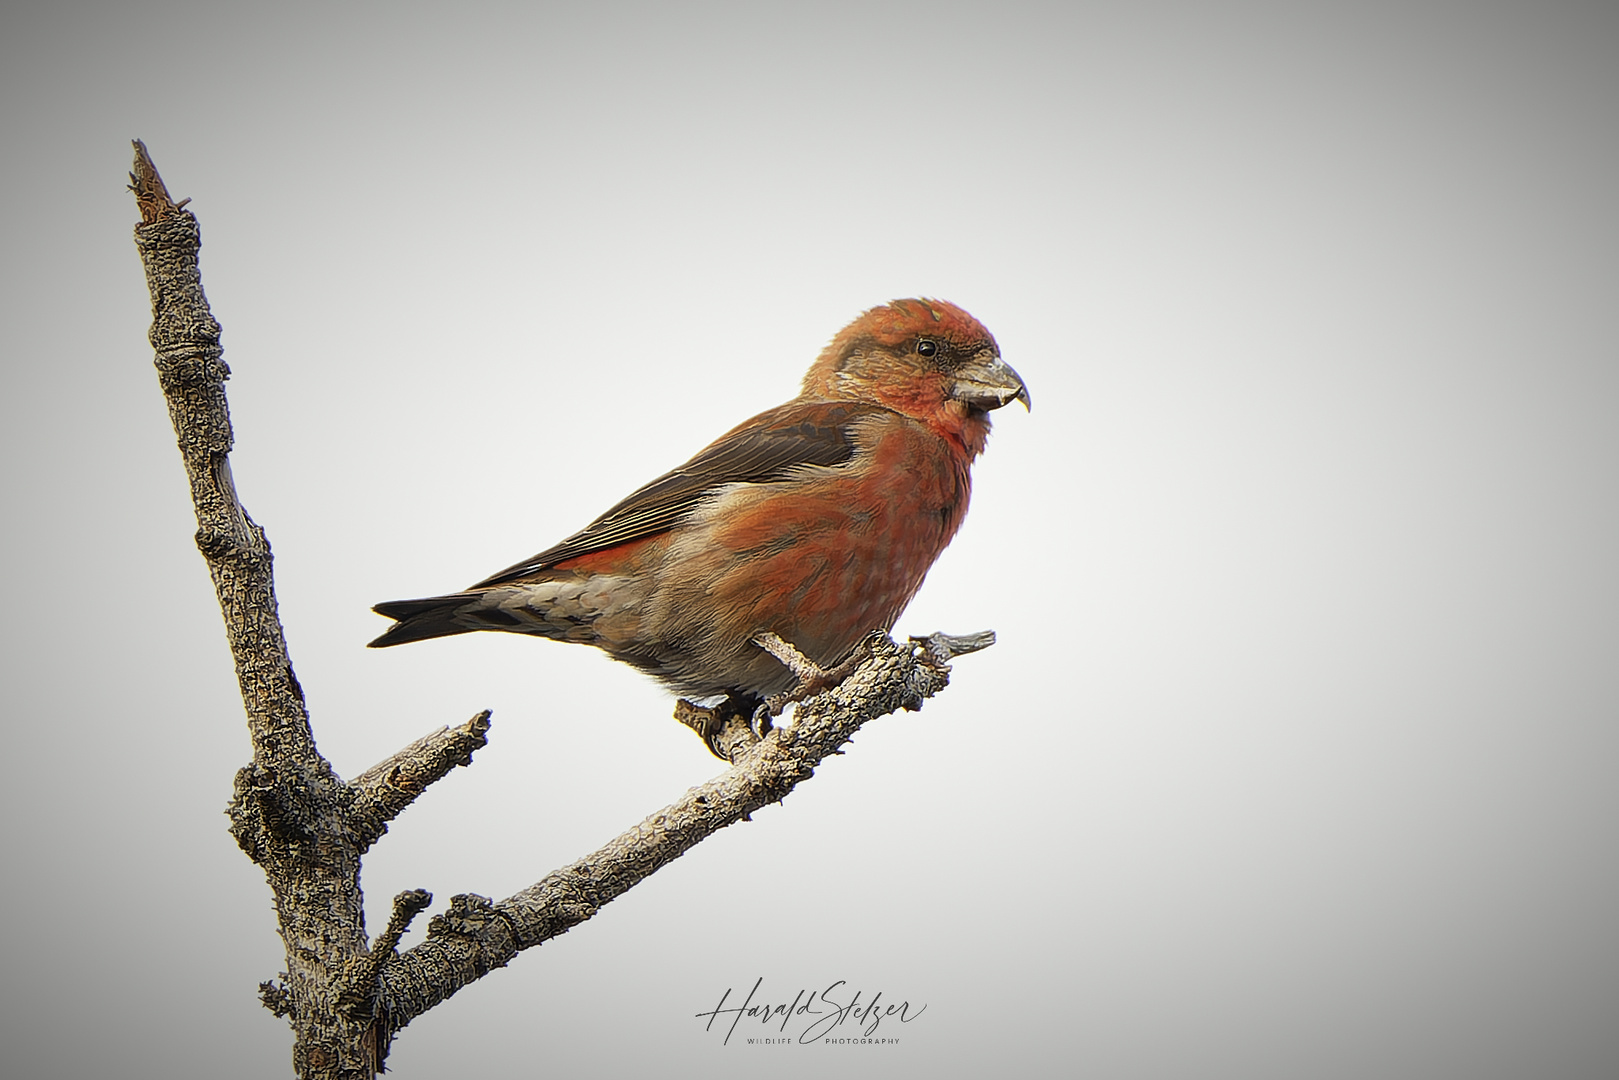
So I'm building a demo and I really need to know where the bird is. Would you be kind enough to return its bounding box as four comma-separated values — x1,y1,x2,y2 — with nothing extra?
369,298,1027,744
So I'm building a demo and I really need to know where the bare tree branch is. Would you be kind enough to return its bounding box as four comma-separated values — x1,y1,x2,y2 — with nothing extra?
131,138,315,771
132,139,391,1078
375,630,973,1026
130,142,993,1078
349,711,493,850
336,889,434,1020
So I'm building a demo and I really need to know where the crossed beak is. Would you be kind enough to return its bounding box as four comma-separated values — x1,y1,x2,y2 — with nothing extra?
953,353,1031,413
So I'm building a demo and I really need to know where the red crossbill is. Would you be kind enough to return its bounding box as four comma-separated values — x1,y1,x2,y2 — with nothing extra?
370,298,1027,712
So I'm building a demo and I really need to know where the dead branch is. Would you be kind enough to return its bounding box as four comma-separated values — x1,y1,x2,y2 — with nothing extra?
129,141,991,1079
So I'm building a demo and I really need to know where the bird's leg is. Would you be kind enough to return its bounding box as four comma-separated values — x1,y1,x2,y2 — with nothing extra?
674,632,878,761
753,631,874,716
675,692,767,762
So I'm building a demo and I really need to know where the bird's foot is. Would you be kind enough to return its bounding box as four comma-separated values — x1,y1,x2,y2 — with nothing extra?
675,692,769,762
753,631,873,717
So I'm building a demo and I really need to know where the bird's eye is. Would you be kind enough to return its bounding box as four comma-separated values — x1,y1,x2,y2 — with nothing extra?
916,339,938,357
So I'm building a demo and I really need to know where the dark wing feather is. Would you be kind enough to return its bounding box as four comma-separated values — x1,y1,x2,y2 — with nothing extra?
471,400,877,587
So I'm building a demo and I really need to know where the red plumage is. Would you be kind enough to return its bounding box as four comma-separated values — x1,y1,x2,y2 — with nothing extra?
370,298,1027,702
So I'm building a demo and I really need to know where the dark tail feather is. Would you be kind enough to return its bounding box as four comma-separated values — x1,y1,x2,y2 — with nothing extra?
369,594,481,648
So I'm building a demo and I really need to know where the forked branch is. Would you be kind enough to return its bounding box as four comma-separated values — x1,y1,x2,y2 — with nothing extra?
130,141,991,1079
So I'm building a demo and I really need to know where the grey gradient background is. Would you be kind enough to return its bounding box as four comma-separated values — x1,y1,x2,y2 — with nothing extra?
3,2,1617,1077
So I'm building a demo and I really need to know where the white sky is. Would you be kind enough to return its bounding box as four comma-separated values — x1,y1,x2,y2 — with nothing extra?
2,2,1617,1078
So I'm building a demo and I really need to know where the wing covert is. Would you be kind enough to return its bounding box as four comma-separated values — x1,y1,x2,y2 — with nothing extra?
471,400,876,586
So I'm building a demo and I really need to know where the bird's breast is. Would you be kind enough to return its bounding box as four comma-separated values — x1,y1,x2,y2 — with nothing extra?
649,416,973,674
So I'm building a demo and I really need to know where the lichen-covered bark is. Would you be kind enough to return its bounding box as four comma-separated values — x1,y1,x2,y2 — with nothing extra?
131,141,393,1078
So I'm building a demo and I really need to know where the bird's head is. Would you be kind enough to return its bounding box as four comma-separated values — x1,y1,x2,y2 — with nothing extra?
803,298,1029,453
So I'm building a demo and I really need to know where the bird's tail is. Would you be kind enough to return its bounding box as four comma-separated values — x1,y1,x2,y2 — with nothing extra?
371,578,619,649
368,593,484,648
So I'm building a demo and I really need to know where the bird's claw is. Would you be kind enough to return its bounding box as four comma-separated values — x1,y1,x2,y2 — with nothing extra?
750,703,774,741
675,693,767,762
